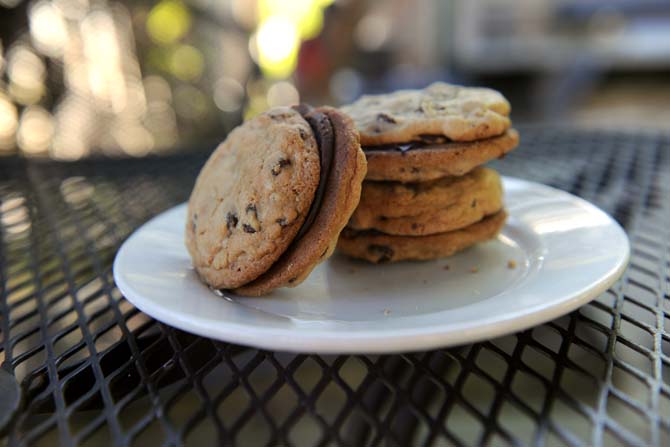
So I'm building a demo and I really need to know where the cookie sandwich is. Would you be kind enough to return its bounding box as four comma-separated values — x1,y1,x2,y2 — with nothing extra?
338,82,518,263
186,106,367,296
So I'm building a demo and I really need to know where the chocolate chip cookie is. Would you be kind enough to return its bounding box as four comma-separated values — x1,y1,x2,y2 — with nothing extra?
348,167,503,235
362,129,518,182
186,106,367,296
340,82,511,146
337,210,507,263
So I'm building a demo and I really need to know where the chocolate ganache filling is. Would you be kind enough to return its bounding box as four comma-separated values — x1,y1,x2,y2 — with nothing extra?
363,134,450,154
292,104,335,241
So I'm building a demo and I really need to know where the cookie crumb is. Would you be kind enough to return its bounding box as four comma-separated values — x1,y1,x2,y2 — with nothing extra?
470,266,479,273
443,265,450,271
507,259,517,269
384,309,391,316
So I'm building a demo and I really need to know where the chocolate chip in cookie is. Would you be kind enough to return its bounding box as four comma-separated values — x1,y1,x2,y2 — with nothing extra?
271,158,292,176
367,244,394,263
226,212,238,231
376,113,396,124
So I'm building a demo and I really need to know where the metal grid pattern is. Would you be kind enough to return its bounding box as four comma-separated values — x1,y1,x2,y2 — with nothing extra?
0,128,669,446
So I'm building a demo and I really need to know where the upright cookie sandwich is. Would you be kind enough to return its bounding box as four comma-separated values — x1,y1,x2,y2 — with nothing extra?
186,106,367,296
338,82,518,263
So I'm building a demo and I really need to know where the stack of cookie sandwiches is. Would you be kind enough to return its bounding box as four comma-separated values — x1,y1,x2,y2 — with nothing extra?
337,83,519,263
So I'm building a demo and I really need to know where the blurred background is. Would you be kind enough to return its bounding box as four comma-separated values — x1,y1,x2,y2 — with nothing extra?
0,0,668,159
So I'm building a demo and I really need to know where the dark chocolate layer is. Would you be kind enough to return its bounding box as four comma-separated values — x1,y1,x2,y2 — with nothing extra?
293,105,335,241
362,134,450,153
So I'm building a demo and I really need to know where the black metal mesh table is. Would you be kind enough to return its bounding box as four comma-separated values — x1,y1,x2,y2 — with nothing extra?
1,127,669,446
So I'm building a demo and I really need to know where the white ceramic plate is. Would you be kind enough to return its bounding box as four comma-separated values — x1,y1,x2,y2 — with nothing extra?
113,177,629,354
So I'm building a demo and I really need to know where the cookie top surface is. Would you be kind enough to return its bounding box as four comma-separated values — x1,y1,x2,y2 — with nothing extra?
185,107,321,289
340,82,511,146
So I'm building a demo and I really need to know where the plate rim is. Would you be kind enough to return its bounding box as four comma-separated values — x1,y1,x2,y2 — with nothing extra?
113,177,630,354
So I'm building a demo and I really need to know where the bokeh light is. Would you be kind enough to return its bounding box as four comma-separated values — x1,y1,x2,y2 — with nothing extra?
0,93,18,137
0,0,667,164
143,75,177,150
81,9,125,110
7,45,46,105
174,85,208,120
258,0,333,40
146,0,192,45
355,14,391,52
267,80,299,107
214,77,245,112
253,0,334,79
17,106,55,155
143,75,173,103
29,0,69,57
17,1,172,159
112,121,154,157
169,44,204,81
0,0,385,157
254,16,299,79
51,95,93,160
121,79,148,118
0,93,18,151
